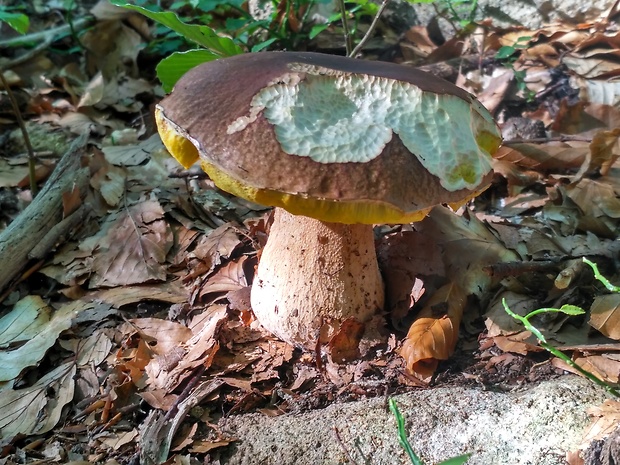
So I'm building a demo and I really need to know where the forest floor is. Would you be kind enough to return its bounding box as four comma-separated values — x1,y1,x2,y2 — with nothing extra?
1,1,620,464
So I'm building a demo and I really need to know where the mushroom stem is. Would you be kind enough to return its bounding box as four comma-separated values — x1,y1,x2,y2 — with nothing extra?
251,208,385,349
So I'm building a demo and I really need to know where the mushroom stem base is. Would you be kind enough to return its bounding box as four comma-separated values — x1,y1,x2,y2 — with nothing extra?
250,208,385,349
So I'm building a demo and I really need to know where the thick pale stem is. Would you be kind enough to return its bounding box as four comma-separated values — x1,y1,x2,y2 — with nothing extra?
250,208,385,349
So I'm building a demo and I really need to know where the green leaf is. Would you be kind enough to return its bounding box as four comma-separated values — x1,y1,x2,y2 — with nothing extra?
403,0,436,3
156,49,220,92
110,0,243,57
557,304,586,316
251,37,278,53
438,454,471,465
0,10,29,34
309,23,330,39
495,46,516,60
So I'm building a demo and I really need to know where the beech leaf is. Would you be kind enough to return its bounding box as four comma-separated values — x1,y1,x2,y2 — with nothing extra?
0,363,76,437
399,283,467,380
91,200,173,287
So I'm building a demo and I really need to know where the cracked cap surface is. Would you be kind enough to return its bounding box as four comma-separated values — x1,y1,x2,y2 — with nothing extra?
156,52,502,224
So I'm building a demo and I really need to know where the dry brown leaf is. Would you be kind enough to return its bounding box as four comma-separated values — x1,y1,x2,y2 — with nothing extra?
591,128,620,175
377,229,445,325
327,318,365,363
0,157,30,188
399,283,467,380
146,306,226,392
564,178,620,236
0,363,76,437
581,400,620,445
552,352,620,385
573,353,620,384
199,256,249,297
77,71,105,108
590,294,620,340
421,207,519,296
91,200,173,287
493,331,540,355
400,25,437,61
563,55,620,80
192,223,242,272
101,429,139,451
172,423,198,452
76,330,113,366
62,184,82,218
129,318,192,356
116,338,154,383
0,298,86,382
90,157,128,207
168,224,200,267
102,134,163,166
190,439,235,454
140,389,178,411
84,281,189,307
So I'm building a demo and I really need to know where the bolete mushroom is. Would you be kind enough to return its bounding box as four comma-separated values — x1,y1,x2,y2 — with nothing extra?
155,52,501,350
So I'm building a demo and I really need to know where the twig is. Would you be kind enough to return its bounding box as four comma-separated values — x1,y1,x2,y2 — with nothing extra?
349,0,391,57
333,427,360,465
338,0,353,56
0,71,37,195
162,364,206,422
0,36,54,69
29,204,89,259
0,16,94,48
503,135,592,145
483,259,562,279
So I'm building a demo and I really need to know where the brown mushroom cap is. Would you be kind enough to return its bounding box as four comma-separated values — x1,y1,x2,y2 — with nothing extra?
156,52,502,224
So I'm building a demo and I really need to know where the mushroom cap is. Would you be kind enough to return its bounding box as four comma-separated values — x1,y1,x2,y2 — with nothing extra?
156,52,501,224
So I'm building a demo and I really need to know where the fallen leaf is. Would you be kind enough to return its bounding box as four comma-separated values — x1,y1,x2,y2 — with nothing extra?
91,200,173,287
0,298,84,382
399,282,467,381
190,439,235,454
590,294,620,340
90,156,128,207
100,429,139,450
192,223,242,273
84,281,189,307
199,256,249,297
581,400,620,445
422,207,519,295
76,330,113,366
129,318,192,356
327,318,365,363
0,363,76,438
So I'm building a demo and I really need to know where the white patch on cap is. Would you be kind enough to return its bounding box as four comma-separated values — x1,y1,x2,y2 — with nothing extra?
231,73,499,191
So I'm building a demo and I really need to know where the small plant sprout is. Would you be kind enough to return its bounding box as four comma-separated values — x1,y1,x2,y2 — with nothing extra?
502,299,620,398
495,36,536,101
389,398,471,465
583,257,620,293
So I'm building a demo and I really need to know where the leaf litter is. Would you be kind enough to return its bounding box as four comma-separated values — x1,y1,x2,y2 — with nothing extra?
1,2,620,463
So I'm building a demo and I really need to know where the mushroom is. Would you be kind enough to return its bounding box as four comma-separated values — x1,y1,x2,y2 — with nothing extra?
155,52,501,350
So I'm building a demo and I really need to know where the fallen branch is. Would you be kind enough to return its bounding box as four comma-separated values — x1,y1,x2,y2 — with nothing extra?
0,133,90,298
0,16,94,48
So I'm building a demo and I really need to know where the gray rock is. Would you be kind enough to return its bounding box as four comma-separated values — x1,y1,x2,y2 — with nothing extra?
389,0,612,40
219,376,609,465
